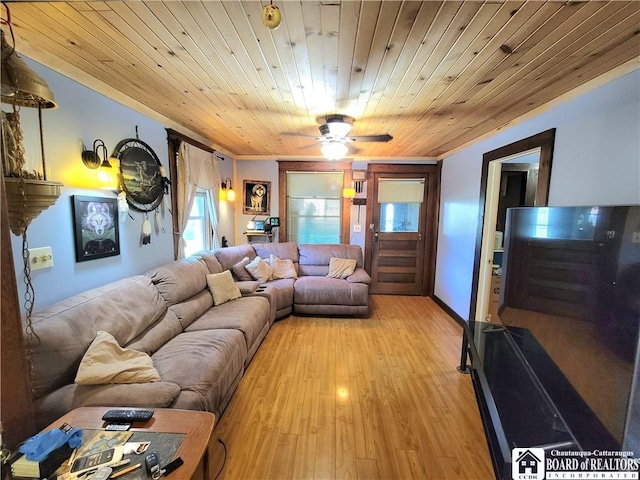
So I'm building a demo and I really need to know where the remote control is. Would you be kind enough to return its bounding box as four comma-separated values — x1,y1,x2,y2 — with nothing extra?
101,409,154,423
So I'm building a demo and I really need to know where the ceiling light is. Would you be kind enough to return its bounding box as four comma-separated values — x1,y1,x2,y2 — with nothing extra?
262,1,281,29
321,141,348,161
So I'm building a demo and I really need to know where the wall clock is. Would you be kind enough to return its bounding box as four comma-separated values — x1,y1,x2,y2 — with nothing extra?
112,137,167,212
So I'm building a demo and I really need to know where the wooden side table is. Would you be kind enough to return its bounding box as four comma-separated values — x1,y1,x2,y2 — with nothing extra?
41,407,215,480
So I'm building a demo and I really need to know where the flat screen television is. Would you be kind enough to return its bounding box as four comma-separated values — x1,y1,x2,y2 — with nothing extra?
496,206,639,450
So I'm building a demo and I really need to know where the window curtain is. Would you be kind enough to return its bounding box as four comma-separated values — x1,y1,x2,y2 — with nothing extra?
176,142,221,258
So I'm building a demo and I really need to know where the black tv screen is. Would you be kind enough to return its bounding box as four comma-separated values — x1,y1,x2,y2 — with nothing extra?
498,205,640,452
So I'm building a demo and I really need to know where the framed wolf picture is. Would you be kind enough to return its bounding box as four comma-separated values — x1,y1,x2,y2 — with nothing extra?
243,180,271,215
72,195,120,262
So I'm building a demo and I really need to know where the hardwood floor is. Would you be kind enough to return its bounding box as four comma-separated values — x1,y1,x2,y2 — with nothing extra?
211,296,494,480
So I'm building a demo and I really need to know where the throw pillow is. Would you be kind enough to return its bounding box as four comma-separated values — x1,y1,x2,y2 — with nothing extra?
327,257,357,279
232,256,253,281
207,270,242,305
75,331,160,385
269,254,297,279
245,256,274,283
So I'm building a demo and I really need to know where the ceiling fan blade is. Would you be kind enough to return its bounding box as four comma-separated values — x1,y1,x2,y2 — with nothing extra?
349,134,393,142
347,144,361,154
279,131,320,139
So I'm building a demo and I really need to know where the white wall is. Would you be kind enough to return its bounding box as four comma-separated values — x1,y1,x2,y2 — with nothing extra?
7,58,175,310
435,69,640,321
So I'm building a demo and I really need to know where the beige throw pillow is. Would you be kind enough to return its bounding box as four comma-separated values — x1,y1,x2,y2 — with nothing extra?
327,257,357,279
245,256,274,283
207,270,242,305
232,256,253,281
269,254,297,279
75,331,160,385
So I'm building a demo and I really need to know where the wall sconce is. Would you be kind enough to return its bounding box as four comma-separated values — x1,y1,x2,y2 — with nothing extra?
343,187,356,199
82,139,116,187
221,177,235,201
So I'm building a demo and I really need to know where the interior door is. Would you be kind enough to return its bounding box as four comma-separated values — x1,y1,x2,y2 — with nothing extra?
367,168,437,295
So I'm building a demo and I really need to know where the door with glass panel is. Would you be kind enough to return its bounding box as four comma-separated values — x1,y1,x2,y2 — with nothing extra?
369,171,437,295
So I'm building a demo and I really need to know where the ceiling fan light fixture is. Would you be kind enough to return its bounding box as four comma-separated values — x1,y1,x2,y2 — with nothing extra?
321,141,348,161
326,121,352,138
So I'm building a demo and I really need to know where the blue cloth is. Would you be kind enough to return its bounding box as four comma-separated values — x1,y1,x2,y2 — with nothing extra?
18,424,83,462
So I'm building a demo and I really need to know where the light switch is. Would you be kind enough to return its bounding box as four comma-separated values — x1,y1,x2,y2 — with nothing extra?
29,246,54,271
353,224,362,233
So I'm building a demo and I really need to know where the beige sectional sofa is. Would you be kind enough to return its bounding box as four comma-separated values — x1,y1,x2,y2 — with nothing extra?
27,243,370,429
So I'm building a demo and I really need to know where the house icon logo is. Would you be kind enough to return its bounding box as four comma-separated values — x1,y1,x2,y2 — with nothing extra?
512,448,545,480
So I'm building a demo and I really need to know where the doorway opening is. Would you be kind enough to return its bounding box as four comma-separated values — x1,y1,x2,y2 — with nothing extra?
469,129,556,327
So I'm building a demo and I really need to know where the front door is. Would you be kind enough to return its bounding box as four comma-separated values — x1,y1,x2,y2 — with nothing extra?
366,166,438,295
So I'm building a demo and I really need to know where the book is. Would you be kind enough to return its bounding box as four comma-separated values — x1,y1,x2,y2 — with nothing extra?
11,443,73,479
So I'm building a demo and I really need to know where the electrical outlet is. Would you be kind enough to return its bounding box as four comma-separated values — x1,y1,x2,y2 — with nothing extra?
29,246,54,271
353,224,362,233
632,232,640,243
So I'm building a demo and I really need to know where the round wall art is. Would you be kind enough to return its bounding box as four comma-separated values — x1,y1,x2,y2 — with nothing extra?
112,137,165,212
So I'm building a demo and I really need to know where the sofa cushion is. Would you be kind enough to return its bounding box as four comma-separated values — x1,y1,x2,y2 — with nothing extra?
146,257,210,306
269,255,298,279
75,331,160,385
34,382,181,431
28,275,167,400
298,244,363,276
346,268,372,285
294,276,369,307
245,256,274,283
214,244,256,271
169,290,214,330
186,296,270,354
235,281,260,294
231,257,253,281
263,278,295,312
207,271,242,305
152,330,247,413
253,242,299,264
126,309,183,355
194,250,224,274
327,257,357,279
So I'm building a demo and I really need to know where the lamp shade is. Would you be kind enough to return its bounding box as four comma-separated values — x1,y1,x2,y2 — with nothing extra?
321,141,349,161
226,188,236,202
1,31,57,109
343,188,356,198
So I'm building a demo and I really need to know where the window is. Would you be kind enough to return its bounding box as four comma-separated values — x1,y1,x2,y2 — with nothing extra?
378,178,424,232
183,191,210,257
286,171,343,244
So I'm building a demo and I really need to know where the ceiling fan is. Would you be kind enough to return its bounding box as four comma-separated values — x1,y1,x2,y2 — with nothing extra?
281,114,392,160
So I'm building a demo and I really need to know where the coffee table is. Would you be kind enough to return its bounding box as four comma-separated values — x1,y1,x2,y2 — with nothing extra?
41,407,215,480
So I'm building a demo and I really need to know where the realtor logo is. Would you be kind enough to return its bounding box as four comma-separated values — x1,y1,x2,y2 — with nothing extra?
512,448,545,480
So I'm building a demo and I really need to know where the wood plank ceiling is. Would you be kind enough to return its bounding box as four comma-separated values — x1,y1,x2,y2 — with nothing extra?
2,1,639,160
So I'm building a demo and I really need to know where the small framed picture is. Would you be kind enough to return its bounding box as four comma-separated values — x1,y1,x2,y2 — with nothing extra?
243,180,271,215
72,195,120,262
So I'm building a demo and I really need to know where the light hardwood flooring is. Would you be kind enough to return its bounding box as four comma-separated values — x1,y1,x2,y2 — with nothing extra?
211,295,494,480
